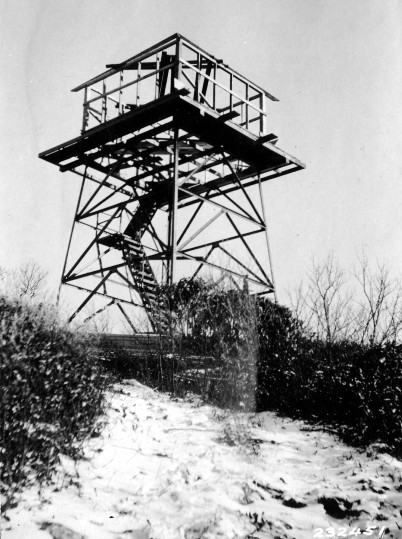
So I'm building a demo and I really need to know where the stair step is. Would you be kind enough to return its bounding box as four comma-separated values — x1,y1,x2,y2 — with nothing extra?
126,260,154,274
123,245,141,253
143,293,158,301
119,205,172,333
136,279,157,288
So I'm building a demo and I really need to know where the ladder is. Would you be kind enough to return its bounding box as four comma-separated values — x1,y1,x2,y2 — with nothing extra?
119,236,170,333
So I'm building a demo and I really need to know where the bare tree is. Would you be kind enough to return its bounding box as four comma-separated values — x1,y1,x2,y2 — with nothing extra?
290,253,355,343
0,266,7,285
289,252,402,345
288,281,314,335
14,261,47,299
0,261,48,300
354,255,402,345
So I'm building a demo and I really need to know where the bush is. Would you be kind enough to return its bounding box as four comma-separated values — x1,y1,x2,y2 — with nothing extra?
197,286,258,410
105,275,402,457
256,298,304,410
110,278,258,410
255,298,402,456
0,295,111,508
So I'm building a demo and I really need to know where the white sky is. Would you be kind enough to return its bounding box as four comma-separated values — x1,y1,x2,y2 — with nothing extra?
1,0,401,305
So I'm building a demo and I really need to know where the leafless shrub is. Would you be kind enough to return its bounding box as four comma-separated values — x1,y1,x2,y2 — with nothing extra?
289,253,355,343
0,260,47,300
289,252,402,345
353,254,402,345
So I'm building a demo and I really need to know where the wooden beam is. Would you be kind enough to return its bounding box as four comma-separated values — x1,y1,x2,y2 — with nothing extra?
181,228,262,253
179,186,266,229
258,133,278,144
69,269,114,322
218,111,240,122
64,282,142,307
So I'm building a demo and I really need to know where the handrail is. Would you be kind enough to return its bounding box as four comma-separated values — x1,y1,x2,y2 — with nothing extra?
179,58,266,116
84,58,265,118
181,38,278,101
71,33,278,101
85,62,176,106
72,33,180,92
75,34,273,135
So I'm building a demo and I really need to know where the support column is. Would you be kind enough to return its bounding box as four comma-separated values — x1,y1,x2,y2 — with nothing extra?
57,174,86,305
169,33,181,283
169,126,179,285
174,35,182,84
258,174,277,302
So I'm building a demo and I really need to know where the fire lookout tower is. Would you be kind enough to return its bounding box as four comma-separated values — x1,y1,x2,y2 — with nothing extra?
39,34,305,332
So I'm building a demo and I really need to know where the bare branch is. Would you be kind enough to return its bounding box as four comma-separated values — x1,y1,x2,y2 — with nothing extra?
13,261,48,299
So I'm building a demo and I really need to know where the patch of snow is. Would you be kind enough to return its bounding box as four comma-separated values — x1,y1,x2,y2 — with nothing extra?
2,380,402,538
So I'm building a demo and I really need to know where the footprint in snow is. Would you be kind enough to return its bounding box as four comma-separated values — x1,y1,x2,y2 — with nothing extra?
39,522,84,539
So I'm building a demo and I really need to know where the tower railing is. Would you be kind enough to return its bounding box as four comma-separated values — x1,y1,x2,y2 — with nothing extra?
73,33,278,137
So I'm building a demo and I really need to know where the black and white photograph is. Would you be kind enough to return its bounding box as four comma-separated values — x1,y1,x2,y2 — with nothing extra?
1,1,402,537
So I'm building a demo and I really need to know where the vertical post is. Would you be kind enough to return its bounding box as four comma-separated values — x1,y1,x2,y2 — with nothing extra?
258,174,277,302
174,34,182,84
260,91,266,135
167,35,182,285
102,81,107,123
229,73,233,114
195,52,200,101
213,62,217,111
81,87,88,134
137,61,141,106
169,126,179,284
155,54,160,100
245,82,249,131
119,71,123,115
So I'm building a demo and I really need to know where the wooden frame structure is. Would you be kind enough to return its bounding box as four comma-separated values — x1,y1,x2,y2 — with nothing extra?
39,34,305,331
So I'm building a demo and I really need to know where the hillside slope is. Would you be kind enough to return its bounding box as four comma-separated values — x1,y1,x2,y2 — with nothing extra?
2,380,402,538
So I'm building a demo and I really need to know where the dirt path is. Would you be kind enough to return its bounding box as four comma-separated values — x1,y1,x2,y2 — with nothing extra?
2,380,402,538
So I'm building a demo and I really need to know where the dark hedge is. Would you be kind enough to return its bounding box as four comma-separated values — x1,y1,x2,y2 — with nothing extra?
0,296,111,508
256,298,402,456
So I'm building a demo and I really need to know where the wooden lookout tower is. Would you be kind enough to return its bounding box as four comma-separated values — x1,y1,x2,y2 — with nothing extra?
39,34,305,332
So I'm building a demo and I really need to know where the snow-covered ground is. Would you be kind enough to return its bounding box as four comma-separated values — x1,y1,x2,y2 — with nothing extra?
2,380,402,539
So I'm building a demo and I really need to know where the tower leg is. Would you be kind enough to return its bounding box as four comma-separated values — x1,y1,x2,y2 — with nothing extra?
258,174,277,302
57,174,86,305
169,125,179,285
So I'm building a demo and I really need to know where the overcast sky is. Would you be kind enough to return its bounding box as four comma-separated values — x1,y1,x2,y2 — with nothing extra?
1,0,401,306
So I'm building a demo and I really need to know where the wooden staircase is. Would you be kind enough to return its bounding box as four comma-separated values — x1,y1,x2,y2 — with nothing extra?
119,236,170,333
